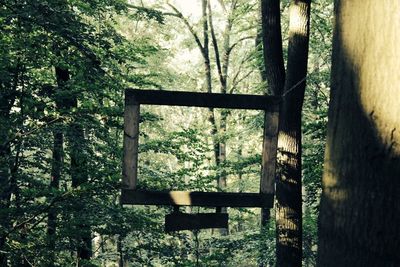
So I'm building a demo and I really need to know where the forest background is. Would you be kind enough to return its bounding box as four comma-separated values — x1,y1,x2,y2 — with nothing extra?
0,0,332,266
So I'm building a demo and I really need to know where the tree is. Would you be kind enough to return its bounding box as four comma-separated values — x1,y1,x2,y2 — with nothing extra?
0,1,161,265
317,1,400,266
260,0,311,265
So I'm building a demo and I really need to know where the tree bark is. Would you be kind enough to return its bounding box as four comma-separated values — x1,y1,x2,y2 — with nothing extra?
208,0,236,235
0,62,20,266
46,129,63,266
68,121,92,263
275,1,310,266
261,0,286,97
46,66,67,266
261,0,310,265
260,0,286,229
55,66,92,264
317,1,400,266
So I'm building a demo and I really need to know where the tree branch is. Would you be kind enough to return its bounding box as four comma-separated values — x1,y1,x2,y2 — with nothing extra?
207,0,224,87
166,3,205,56
228,36,255,54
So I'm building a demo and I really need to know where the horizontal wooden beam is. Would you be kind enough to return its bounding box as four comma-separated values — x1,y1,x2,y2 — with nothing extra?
126,89,280,111
121,189,274,208
165,213,228,232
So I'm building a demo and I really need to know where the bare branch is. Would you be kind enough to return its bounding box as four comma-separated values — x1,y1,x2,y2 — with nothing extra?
230,69,255,94
217,0,227,13
228,36,255,54
166,3,205,55
207,0,224,86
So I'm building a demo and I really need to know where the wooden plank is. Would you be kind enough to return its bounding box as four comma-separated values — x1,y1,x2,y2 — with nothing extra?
260,110,279,203
165,213,228,232
122,94,140,190
121,189,274,208
126,89,280,111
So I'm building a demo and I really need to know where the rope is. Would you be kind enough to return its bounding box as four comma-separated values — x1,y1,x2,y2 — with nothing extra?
281,76,308,97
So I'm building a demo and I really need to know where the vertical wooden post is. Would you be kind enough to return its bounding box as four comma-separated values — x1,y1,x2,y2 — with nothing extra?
260,107,279,222
123,93,140,190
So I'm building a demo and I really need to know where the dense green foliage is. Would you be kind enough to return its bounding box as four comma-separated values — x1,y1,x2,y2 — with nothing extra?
0,0,332,266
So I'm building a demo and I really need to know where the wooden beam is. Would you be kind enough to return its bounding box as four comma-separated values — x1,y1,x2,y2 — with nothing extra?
121,190,274,208
165,213,228,232
126,89,280,111
260,110,279,198
122,94,140,190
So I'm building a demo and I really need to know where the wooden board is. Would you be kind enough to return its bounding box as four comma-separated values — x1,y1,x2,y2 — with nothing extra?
122,93,140,190
260,110,279,195
125,89,280,111
121,189,274,208
165,213,228,232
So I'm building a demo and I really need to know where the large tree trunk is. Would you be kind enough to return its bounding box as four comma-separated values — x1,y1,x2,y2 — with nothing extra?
317,1,400,266
261,0,310,265
275,1,310,266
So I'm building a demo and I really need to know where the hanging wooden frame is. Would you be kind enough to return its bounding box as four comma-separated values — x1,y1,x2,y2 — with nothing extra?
121,89,280,209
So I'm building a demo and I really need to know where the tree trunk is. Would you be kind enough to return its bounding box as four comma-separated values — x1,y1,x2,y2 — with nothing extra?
317,1,400,266
46,129,63,266
45,65,68,267
0,107,12,267
68,121,92,262
261,0,286,97
261,0,310,265
0,63,20,266
275,1,310,266
208,1,235,235
260,0,286,228
55,66,92,264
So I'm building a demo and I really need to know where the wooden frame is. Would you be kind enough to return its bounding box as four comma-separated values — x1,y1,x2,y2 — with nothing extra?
122,89,280,208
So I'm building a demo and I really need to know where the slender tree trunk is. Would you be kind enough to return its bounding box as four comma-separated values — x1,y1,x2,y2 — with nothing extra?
68,122,92,262
55,66,92,264
256,26,268,84
317,1,400,266
0,64,20,266
201,0,223,214
259,1,286,264
275,1,310,266
260,0,285,228
117,235,128,267
46,129,63,266
0,107,12,266
208,1,236,235
45,65,67,266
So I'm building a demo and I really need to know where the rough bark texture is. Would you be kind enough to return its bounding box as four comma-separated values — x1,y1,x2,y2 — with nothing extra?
260,0,286,229
261,0,286,97
276,1,310,266
317,1,400,266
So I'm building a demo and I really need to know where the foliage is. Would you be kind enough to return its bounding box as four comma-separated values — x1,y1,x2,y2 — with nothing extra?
0,0,333,266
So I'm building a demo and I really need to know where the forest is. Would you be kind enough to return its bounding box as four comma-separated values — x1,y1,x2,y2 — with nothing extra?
0,0,399,266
